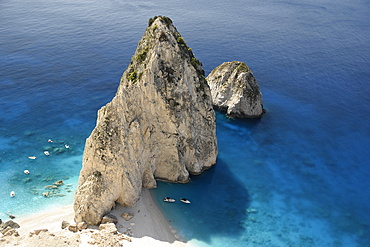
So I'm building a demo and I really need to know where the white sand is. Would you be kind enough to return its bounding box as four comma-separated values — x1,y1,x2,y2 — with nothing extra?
17,204,75,235
13,189,190,246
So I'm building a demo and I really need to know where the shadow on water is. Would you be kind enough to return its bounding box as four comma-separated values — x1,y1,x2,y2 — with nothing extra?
152,156,250,244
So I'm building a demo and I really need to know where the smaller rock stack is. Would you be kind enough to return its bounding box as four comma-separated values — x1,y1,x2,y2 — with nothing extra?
207,61,264,118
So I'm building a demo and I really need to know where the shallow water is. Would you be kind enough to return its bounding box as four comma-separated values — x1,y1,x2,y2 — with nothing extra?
1,0,369,246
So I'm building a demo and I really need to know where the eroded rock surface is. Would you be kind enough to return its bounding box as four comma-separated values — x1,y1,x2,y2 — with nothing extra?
207,61,264,118
74,16,218,225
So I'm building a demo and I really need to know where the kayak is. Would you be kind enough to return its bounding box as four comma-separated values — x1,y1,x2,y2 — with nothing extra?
180,198,191,204
163,197,176,203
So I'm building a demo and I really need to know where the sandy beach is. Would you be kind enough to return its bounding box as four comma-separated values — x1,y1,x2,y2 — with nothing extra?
2,189,190,246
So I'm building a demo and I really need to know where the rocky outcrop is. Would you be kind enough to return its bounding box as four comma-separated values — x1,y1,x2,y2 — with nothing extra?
0,224,131,247
74,16,218,225
206,61,264,118
0,220,20,238
0,220,20,231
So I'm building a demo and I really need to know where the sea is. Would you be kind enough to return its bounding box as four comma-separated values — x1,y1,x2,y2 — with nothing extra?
1,0,369,246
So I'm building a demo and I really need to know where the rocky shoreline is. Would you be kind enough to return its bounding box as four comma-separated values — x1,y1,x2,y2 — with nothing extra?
1,220,131,247
1,189,189,247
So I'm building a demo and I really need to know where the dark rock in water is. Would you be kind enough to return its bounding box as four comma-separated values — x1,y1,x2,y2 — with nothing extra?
100,214,118,224
121,213,134,221
43,175,56,182
53,147,66,154
54,180,63,186
207,61,264,118
74,16,217,225
23,131,34,137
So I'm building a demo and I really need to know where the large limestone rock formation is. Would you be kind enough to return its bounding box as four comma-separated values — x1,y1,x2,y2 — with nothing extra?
206,61,264,118
74,16,218,225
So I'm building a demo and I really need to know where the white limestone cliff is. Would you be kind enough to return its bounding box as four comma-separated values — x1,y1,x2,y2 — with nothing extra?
74,16,218,225
206,61,264,118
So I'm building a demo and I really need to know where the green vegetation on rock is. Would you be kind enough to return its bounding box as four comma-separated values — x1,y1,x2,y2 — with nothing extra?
148,16,173,27
127,70,138,84
136,46,149,63
176,36,186,46
235,61,250,73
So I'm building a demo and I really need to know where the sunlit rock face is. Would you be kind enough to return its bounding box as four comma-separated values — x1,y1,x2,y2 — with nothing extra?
74,16,218,225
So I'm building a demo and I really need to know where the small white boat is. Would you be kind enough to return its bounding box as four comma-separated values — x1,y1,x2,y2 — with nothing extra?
65,144,70,149
28,156,36,160
48,139,53,143
180,198,191,204
163,197,176,203
10,191,15,197
24,169,30,174
44,151,50,156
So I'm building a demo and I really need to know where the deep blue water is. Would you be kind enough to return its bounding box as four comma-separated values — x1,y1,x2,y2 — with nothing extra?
1,0,369,246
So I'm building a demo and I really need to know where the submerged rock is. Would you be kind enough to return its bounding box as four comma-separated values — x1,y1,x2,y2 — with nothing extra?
206,61,264,118
74,16,218,225
121,213,134,221
54,180,63,186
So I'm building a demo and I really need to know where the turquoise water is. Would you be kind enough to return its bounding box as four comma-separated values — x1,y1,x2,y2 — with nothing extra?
1,0,369,246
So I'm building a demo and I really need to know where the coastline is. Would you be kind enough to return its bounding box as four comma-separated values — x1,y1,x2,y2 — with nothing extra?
5,189,190,246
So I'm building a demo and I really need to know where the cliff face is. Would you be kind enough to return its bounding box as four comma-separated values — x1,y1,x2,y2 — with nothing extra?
206,61,264,118
74,16,218,225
